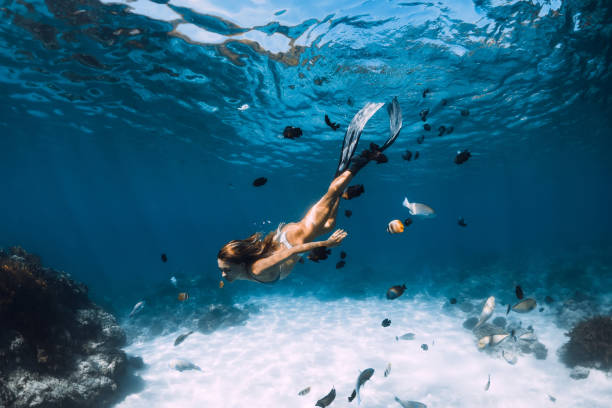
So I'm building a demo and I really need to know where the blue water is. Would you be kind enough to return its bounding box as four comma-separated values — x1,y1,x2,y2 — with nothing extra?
2,0,612,354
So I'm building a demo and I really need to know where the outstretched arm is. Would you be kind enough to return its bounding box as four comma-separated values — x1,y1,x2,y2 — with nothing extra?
251,229,348,276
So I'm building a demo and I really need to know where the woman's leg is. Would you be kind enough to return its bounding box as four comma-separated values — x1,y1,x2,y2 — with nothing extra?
289,170,353,243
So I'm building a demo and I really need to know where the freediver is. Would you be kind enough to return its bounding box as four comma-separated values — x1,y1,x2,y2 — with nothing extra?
217,98,403,284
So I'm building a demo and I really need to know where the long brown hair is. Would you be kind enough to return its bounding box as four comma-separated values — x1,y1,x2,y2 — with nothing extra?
217,231,279,266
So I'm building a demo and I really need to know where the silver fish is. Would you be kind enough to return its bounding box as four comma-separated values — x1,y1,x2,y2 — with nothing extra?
394,397,427,408
297,386,310,396
170,276,177,287
129,301,145,318
355,368,374,404
384,363,392,377
484,374,490,391
174,331,194,347
519,331,537,341
402,198,435,217
474,296,495,329
168,358,201,372
490,333,509,345
396,333,416,341
512,298,537,313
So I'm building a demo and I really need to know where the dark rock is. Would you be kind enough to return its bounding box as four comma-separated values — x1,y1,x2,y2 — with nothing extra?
462,317,478,330
569,367,590,380
534,342,548,360
560,316,612,370
459,302,474,313
0,247,129,408
127,356,144,370
492,317,507,328
197,304,250,334
473,323,505,338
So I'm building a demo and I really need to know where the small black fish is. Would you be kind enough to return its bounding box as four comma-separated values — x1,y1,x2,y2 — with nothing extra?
515,285,524,300
414,151,420,159
345,209,352,218
347,97,354,106
441,98,447,106
450,298,457,304
316,387,336,407
283,126,302,139
454,149,471,164
161,253,167,262
419,109,429,122
386,284,407,300
421,344,428,351
423,123,431,131
174,331,194,347
348,389,356,402
446,126,454,134
308,246,331,262
422,88,430,98
324,114,340,131
336,261,346,269
253,177,267,186
458,217,467,227
417,135,425,144
506,304,511,315
382,318,391,327
511,329,516,341
460,109,470,116
438,125,446,136
342,184,364,200
539,307,544,312
402,150,412,161
340,251,347,259
298,257,305,264
404,218,413,227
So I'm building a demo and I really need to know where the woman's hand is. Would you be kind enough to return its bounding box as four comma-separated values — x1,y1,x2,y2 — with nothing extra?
325,229,348,247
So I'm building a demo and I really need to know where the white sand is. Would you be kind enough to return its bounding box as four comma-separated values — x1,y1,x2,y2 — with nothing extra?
116,295,611,408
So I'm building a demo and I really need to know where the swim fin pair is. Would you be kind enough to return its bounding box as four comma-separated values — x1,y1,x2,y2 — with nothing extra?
335,97,403,177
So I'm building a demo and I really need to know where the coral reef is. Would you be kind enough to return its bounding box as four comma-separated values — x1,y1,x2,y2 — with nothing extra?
560,315,612,371
0,247,129,408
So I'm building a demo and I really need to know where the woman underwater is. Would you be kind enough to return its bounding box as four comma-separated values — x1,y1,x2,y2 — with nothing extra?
217,98,403,284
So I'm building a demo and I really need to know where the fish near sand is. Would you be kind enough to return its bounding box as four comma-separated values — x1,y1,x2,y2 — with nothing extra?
512,298,536,313
316,387,336,407
174,331,194,347
382,318,391,327
484,374,491,391
297,386,310,396
402,198,435,217
386,284,407,300
394,397,427,408
474,296,495,329
396,333,415,341
384,363,392,377
353,368,374,404
129,301,145,318
168,358,201,372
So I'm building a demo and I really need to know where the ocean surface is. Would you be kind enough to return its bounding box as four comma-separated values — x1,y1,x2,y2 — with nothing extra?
1,0,611,407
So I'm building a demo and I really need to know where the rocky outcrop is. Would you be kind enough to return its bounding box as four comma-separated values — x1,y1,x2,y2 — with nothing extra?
0,247,128,408
559,315,612,372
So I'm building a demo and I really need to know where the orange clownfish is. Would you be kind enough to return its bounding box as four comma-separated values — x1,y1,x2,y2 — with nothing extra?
387,219,404,234
219,280,224,289
178,292,189,301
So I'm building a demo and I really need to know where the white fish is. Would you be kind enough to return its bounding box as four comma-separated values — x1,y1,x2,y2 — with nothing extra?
477,335,491,349
384,363,392,377
394,397,427,408
129,301,145,318
519,331,537,341
170,276,177,287
474,296,495,329
396,333,416,341
238,104,249,111
402,198,435,217
355,368,374,405
484,374,491,391
168,358,201,372
503,350,517,365
490,333,509,345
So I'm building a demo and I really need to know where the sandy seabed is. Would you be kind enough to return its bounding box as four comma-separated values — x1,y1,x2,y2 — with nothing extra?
116,295,611,408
